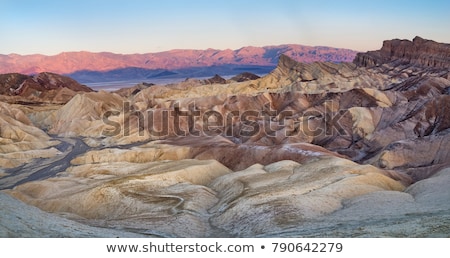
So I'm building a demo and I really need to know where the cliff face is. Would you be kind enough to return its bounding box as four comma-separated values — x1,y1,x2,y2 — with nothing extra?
354,36,450,68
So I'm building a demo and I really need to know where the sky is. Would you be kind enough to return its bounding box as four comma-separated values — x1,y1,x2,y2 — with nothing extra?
1,0,450,55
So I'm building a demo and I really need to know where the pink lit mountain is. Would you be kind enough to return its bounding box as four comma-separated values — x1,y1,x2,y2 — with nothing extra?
0,44,357,81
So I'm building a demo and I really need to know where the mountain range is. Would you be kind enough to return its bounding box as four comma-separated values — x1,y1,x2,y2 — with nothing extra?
0,44,357,82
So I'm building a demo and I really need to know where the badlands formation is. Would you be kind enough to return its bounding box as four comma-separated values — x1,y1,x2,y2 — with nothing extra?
1,37,450,237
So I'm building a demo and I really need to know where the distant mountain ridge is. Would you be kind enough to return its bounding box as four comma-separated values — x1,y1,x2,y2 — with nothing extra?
0,44,358,78
354,36,450,68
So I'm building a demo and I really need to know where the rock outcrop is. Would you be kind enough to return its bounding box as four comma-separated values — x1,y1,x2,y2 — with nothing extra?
0,72,93,103
6,159,233,237
354,36,450,68
5,155,411,237
0,73,30,96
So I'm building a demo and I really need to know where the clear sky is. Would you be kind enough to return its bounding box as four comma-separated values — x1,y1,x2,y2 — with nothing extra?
1,0,449,55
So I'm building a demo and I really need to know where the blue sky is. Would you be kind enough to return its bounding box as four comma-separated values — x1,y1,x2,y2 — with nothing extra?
1,0,449,55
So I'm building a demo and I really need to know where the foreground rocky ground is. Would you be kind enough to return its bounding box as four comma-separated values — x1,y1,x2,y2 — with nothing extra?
1,36,449,237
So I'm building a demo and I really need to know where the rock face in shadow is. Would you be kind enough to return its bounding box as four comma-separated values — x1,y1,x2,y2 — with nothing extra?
45,91,125,137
